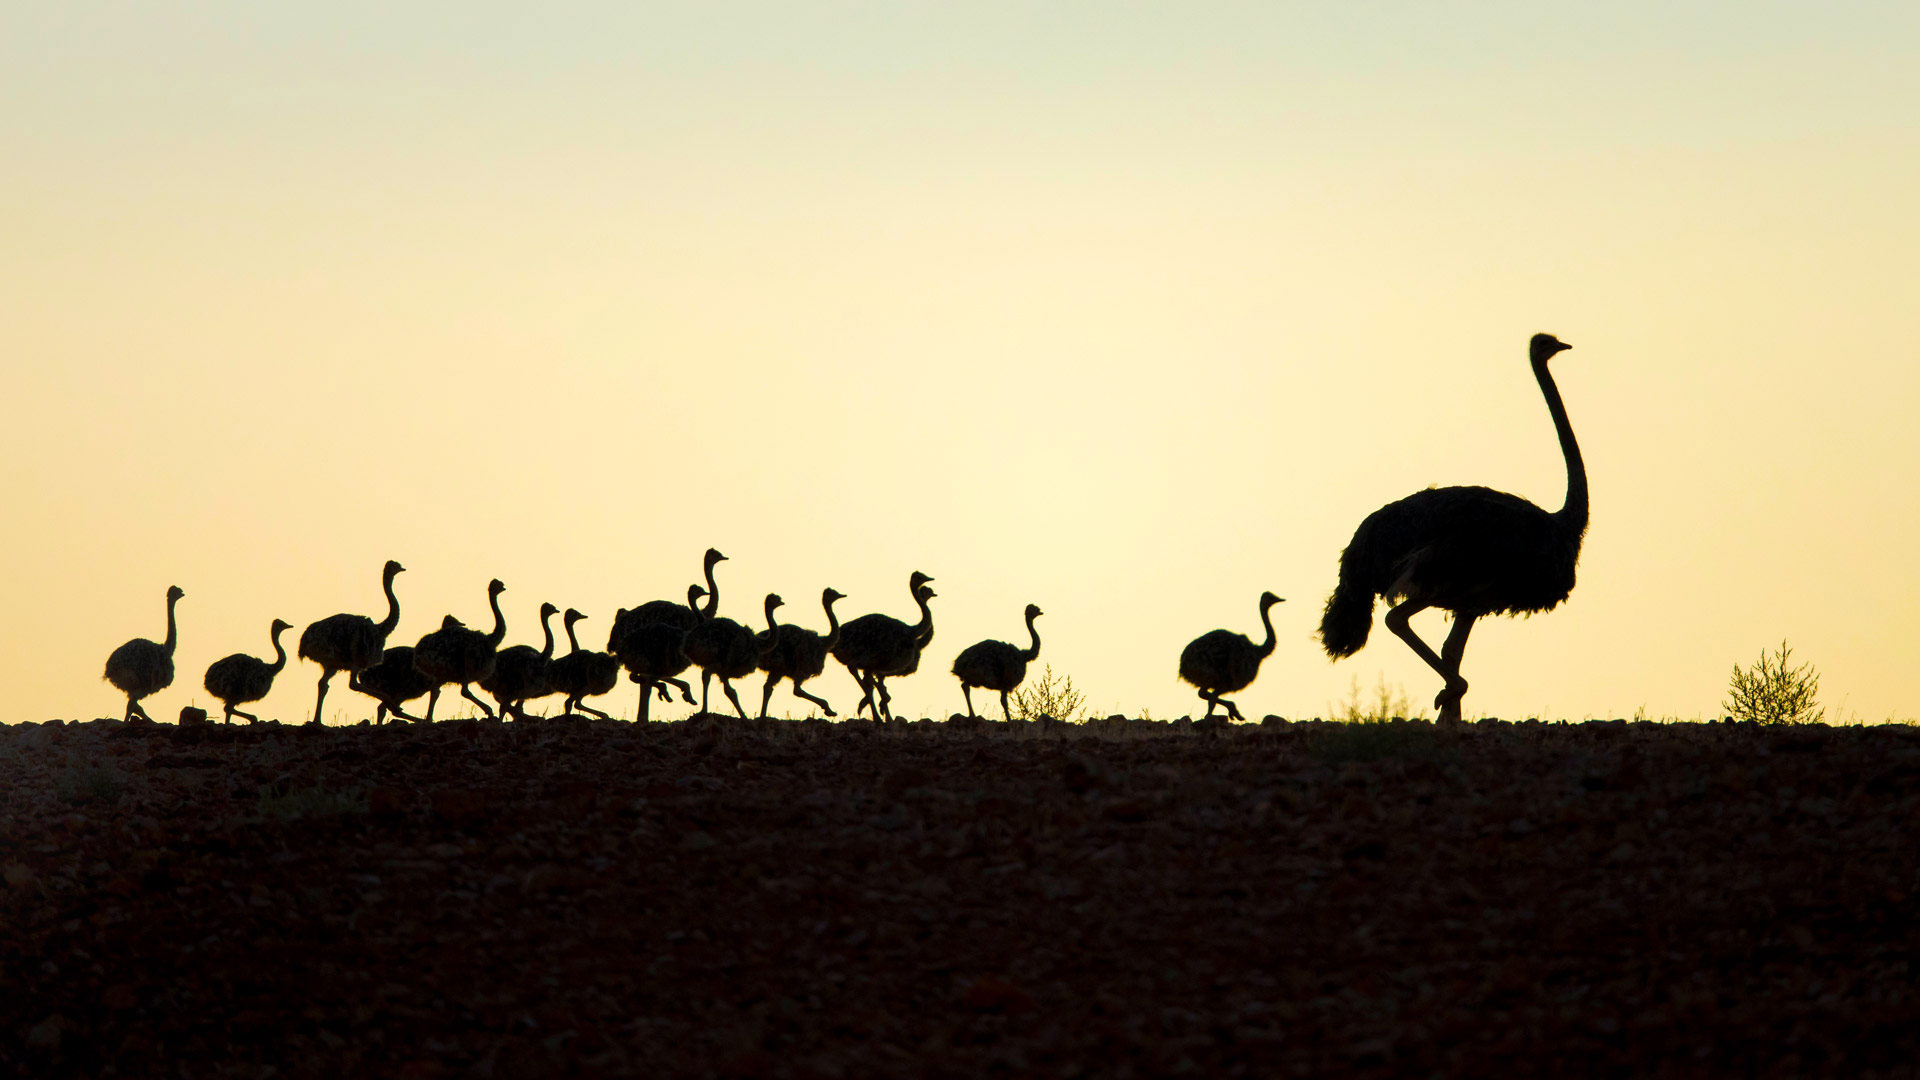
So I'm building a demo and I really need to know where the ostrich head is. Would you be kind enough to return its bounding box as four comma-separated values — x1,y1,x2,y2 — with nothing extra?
909,570,934,592
270,619,293,636
1529,333,1572,363
916,586,937,602
441,615,464,630
823,587,846,605
564,608,587,628
538,602,559,620
765,593,785,615
704,548,728,568
488,579,507,598
688,584,707,608
1259,591,1286,610
1025,603,1044,621
166,585,185,602
383,560,406,580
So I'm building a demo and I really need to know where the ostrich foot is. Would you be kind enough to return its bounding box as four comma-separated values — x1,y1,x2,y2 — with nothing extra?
1434,683,1467,724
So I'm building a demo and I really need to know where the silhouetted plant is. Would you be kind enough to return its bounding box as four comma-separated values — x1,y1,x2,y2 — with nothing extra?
1010,665,1086,723
1725,640,1823,725
1332,673,1426,724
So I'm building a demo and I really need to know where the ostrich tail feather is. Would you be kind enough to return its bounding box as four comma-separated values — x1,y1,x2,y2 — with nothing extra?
1319,577,1374,659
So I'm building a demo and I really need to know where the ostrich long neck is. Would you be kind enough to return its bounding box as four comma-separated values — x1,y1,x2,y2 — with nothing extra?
821,596,842,651
1022,612,1042,663
485,590,506,646
378,569,401,637
1256,603,1278,660
1534,358,1588,536
909,591,934,646
162,594,179,655
563,617,582,656
538,609,557,660
761,597,782,654
702,560,722,617
267,627,289,675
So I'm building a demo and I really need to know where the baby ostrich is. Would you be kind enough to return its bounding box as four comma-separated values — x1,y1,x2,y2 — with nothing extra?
413,578,508,721
480,601,558,721
203,618,292,723
104,585,184,722
833,571,934,722
547,609,621,720
952,604,1043,720
1179,592,1284,721
612,584,707,723
756,587,845,719
298,559,404,725
350,646,436,724
684,593,782,718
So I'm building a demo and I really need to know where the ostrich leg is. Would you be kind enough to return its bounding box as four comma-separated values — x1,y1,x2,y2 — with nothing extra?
961,685,977,719
999,689,1012,721
792,683,834,716
1383,601,1469,724
1434,614,1479,723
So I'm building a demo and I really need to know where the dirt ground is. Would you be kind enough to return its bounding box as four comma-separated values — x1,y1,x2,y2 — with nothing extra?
2,713,1917,1078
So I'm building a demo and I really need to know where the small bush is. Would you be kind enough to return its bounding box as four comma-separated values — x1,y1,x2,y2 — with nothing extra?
1725,640,1823,725
257,784,368,821
1011,665,1087,723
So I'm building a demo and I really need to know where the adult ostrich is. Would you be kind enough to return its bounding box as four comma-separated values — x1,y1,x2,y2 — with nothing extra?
1180,592,1284,721
547,609,621,720
480,601,558,721
298,559,404,725
203,618,292,723
951,604,1043,720
413,578,508,721
755,587,844,719
104,585,184,722
613,584,708,722
1320,332,1586,724
683,592,782,718
350,646,435,724
833,574,935,723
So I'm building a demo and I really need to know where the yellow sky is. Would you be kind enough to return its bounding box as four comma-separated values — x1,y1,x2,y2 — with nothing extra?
4,4,1917,723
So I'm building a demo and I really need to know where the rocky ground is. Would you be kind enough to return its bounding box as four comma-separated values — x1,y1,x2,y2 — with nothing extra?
2,713,1917,1078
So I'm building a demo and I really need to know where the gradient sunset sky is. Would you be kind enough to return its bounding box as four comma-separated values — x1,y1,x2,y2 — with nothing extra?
5,3,1917,724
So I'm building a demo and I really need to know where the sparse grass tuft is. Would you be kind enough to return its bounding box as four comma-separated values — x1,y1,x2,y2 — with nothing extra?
257,784,368,821
1331,673,1428,724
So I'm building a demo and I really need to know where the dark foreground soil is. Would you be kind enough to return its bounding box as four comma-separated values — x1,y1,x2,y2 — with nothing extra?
3,714,1918,1078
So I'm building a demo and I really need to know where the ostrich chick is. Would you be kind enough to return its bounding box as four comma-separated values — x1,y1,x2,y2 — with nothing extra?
104,585,185,723
350,646,436,724
1179,592,1284,722
952,604,1043,720
203,618,292,723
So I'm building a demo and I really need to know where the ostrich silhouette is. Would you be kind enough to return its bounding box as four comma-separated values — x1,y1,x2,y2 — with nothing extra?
833,573,934,723
1180,592,1283,721
951,603,1043,720
413,579,508,721
298,560,403,725
1320,333,1588,723
104,585,184,722
203,618,292,723
480,601,559,721
547,609,621,720
756,587,845,719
